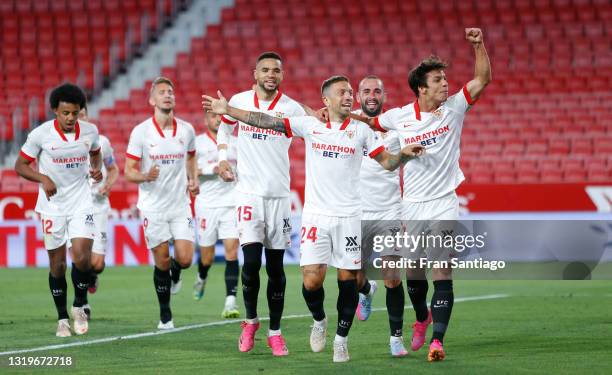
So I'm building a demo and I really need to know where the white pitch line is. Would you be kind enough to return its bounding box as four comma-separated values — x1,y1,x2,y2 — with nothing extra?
0,293,509,356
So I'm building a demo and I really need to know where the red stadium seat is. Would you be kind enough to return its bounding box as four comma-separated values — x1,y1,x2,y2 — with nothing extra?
17,0,599,188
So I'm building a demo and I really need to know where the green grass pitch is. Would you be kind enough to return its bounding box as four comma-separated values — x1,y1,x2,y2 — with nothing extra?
1,265,611,374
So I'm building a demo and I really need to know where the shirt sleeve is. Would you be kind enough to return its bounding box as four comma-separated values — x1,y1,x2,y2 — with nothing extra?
373,109,398,132
101,136,116,167
186,125,196,155
365,127,385,158
90,125,101,152
126,126,143,161
20,128,42,162
445,84,476,114
291,101,307,116
386,131,402,154
216,122,234,146
220,95,240,125
282,116,315,139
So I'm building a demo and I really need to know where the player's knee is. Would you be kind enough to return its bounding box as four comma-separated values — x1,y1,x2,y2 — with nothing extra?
406,267,426,280
92,259,105,274
432,267,452,280
265,262,285,280
242,255,262,272
225,249,238,261
303,277,323,291
50,261,67,277
155,256,171,270
176,257,192,269
72,253,91,271
384,279,402,288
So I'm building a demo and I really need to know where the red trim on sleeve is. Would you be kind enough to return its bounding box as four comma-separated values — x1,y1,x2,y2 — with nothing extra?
172,118,177,137
187,150,196,156
373,117,387,133
462,85,476,105
220,115,237,125
126,152,141,161
75,122,81,140
368,145,385,158
283,118,293,138
19,150,35,162
53,120,68,141
413,101,421,121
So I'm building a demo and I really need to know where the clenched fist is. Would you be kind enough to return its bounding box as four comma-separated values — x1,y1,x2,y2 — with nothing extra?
465,28,483,44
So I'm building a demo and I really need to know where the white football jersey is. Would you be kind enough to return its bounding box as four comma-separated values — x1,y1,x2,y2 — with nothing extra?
284,116,384,217
354,109,402,213
194,131,237,208
20,119,100,216
375,85,475,202
217,90,305,198
126,116,196,214
90,134,116,213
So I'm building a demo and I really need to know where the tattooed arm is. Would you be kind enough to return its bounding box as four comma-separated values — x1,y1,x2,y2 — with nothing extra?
202,91,288,134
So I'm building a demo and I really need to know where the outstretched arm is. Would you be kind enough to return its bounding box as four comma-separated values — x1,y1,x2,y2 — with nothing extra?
202,92,287,135
373,144,425,171
349,112,377,131
464,28,491,101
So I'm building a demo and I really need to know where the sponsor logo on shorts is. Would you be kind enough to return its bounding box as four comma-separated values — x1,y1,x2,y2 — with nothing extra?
282,218,292,234
345,236,360,253
85,214,95,227
187,217,194,228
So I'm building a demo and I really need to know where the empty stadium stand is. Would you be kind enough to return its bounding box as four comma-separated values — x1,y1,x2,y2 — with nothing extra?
1,0,610,192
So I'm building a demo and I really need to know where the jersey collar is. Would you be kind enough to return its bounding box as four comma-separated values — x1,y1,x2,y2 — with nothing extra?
325,117,351,130
152,116,177,137
254,90,282,111
54,119,80,141
206,129,217,144
413,101,421,121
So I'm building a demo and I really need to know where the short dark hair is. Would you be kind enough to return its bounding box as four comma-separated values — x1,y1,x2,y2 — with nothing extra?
256,51,282,64
49,83,86,110
408,56,448,97
358,75,384,91
321,75,350,96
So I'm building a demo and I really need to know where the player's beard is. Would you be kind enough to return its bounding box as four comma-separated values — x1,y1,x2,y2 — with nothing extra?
159,106,173,115
258,80,278,95
360,101,382,117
